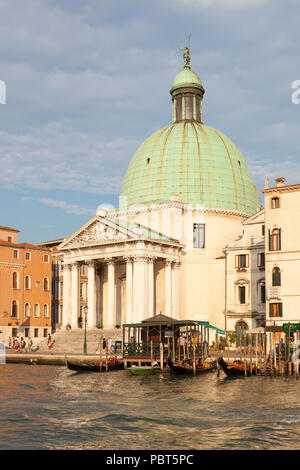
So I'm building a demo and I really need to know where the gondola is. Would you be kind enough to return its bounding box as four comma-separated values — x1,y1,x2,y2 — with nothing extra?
167,357,217,375
218,355,257,377
66,359,124,372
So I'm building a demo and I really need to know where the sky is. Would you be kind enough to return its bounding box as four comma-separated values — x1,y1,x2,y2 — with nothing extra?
0,0,300,243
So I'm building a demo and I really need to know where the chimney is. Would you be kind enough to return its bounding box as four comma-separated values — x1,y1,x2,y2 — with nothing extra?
276,177,286,187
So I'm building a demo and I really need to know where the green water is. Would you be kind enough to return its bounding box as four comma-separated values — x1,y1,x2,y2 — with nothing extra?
0,364,300,450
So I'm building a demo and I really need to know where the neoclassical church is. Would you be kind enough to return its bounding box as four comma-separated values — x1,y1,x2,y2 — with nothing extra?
51,50,266,332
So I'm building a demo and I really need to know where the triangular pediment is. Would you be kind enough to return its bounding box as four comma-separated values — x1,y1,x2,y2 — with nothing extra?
243,208,265,225
58,216,140,250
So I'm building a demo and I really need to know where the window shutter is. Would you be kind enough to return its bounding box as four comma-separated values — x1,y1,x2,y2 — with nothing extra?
269,303,273,317
235,255,239,268
268,229,271,251
279,303,282,317
278,228,281,250
246,254,249,268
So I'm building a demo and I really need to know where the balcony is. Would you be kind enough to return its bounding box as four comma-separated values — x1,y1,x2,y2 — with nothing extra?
267,287,281,300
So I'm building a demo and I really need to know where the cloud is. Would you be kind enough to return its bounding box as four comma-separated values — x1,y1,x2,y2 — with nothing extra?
0,0,300,243
39,198,95,215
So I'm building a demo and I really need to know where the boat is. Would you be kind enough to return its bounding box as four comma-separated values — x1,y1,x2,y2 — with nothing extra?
66,359,124,372
128,365,161,376
218,355,257,377
167,357,217,375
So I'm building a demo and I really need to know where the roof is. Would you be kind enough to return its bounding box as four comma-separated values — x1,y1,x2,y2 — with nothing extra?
0,240,51,252
141,314,175,323
121,121,259,213
170,68,204,93
111,219,179,243
0,226,20,232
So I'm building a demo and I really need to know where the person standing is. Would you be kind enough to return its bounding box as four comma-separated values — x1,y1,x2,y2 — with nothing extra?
108,337,113,354
8,337,12,349
27,337,33,353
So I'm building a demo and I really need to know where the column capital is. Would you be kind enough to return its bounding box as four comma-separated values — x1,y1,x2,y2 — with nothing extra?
165,258,173,267
172,261,181,269
124,256,133,264
62,262,72,271
71,261,80,270
105,257,115,266
87,260,96,268
147,255,157,264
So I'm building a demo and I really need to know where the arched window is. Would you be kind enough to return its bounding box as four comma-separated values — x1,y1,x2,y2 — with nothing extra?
43,278,49,290
271,197,280,209
43,304,48,318
24,303,30,317
34,304,39,317
272,267,281,286
270,228,281,251
12,300,18,318
12,272,18,289
25,276,30,289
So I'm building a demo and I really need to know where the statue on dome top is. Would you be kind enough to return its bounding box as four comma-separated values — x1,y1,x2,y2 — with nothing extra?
178,46,191,69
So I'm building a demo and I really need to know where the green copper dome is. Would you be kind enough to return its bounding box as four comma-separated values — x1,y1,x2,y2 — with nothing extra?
121,122,259,213
171,69,204,93
121,53,259,214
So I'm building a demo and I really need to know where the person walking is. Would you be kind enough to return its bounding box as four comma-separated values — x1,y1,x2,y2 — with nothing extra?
108,337,113,354
27,337,33,353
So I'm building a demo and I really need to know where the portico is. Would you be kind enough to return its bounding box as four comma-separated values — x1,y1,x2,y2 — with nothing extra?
59,215,182,329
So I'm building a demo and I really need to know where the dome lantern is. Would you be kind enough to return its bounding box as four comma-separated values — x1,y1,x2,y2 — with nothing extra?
170,47,205,124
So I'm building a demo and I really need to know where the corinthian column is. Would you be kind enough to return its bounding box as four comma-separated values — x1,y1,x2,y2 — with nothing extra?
165,259,172,317
133,256,148,322
125,257,133,324
148,257,156,318
87,261,96,328
71,262,80,328
62,263,72,326
106,258,115,328
172,261,180,319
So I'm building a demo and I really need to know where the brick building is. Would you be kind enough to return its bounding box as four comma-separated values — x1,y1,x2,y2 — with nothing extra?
0,226,52,344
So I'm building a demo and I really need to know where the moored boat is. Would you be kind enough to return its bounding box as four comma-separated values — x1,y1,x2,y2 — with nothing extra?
218,355,257,377
167,357,217,375
66,359,124,372
128,365,161,376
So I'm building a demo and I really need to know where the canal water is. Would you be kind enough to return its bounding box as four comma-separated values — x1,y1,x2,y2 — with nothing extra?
0,364,300,450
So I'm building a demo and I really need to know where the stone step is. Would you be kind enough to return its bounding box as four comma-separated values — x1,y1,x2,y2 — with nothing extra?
36,327,123,354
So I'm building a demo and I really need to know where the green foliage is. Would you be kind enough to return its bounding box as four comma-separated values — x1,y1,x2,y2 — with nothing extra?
228,332,236,346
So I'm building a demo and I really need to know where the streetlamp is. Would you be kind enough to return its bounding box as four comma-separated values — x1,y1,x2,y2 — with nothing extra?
83,306,88,355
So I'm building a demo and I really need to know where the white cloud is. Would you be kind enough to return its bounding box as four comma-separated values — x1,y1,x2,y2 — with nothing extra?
39,198,95,215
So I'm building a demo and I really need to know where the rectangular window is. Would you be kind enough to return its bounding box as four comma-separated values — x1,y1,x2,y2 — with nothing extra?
34,328,39,338
8,236,12,242
269,229,281,251
262,225,265,236
12,328,18,337
44,254,49,263
257,253,265,268
43,328,48,338
193,224,205,248
269,303,282,317
235,254,249,269
239,286,246,304
13,250,19,259
25,328,29,338
25,252,31,261
261,285,266,304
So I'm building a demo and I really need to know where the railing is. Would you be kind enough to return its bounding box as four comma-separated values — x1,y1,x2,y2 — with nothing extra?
123,342,208,357
267,287,281,300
